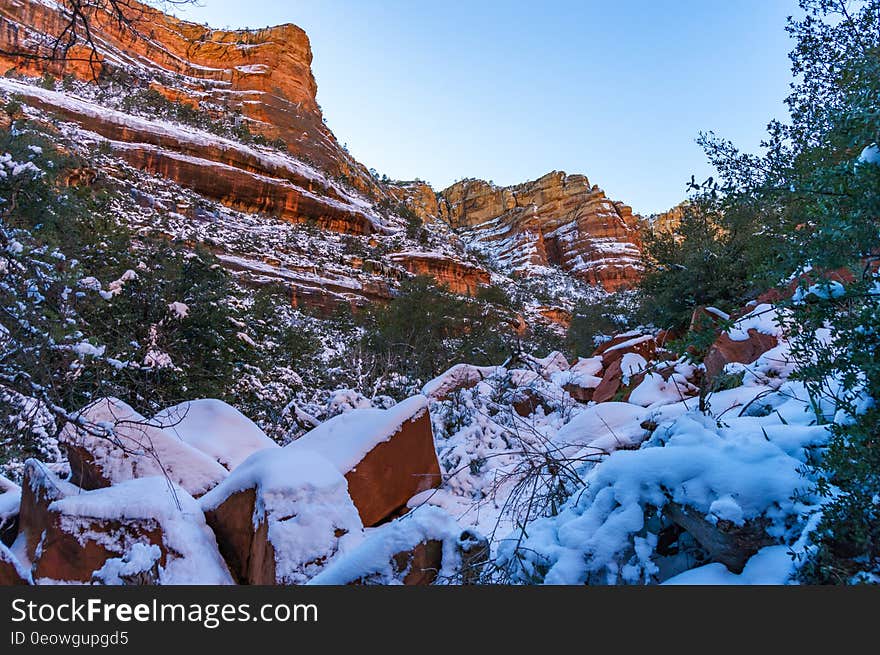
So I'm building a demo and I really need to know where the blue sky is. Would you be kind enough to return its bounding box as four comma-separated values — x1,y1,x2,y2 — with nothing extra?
175,1,798,215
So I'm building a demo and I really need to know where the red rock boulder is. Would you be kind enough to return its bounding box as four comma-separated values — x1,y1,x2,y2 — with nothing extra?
289,396,441,527
59,397,228,497
594,333,657,369
33,477,233,584
200,448,362,585
0,543,29,585
704,330,779,380
17,459,79,564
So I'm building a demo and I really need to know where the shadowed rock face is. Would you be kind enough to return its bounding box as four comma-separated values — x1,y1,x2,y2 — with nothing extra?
438,172,642,290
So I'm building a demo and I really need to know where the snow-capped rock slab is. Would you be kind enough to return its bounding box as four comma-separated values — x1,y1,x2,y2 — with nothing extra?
594,332,657,368
59,397,228,497
200,448,362,585
288,395,441,526
0,474,20,547
0,542,29,585
422,364,498,401
153,399,279,471
15,459,80,565
33,477,233,585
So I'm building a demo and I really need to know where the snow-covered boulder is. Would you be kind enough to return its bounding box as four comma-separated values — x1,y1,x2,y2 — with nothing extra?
560,356,604,403
422,364,498,401
200,448,363,585
15,459,79,565
0,474,20,546
628,371,697,408
552,402,649,455
307,506,462,585
153,399,278,471
59,397,228,497
289,395,441,526
0,542,29,585
33,477,233,584
704,304,781,379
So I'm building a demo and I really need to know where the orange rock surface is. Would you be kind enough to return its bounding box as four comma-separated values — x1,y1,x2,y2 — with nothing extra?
437,172,642,290
388,251,490,296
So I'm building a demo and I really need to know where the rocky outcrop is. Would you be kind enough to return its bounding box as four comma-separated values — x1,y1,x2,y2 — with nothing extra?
0,79,383,236
59,397,228,498
387,181,441,222
0,0,383,199
33,477,233,584
388,251,490,296
289,396,442,527
436,172,642,290
200,448,363,585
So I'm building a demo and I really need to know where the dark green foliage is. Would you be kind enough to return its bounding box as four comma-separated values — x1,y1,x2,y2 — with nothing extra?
357,275,515,389
678,0,880,582
566,293,635,357
637,198,775,331
0,122,314,469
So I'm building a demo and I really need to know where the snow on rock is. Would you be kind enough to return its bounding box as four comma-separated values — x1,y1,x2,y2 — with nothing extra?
0,474,20,545
0,542,29,585
569,356,604,378
726,304,782,342
525,351,570,378
35,477,233,585
628,372,696,408
620,352,648,384
422,363,499,401
15,459,80,566
288,395,441,526
307,506,463,585
200,448,363,585
153,399,278,471
702,305,783,380
553,402,649,455
663,545,795,585
59,397,228,497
